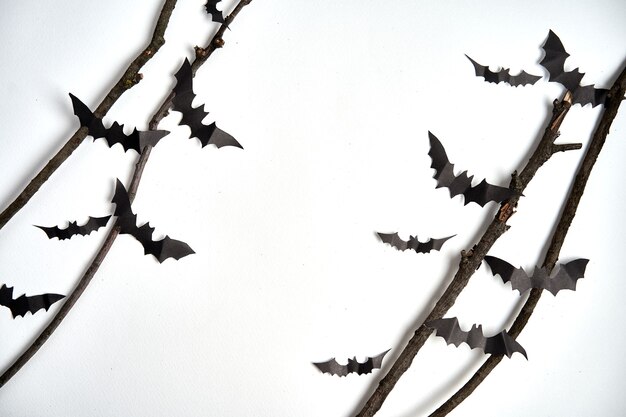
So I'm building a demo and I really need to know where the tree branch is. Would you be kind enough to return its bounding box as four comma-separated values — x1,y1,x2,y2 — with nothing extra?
0,0,178,231
0,0,254,389
354,94,574,417
430,63,626,417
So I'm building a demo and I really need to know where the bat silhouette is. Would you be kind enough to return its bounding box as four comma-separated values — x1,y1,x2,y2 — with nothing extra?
484,255,589,296
35,215,111,240
205,0,225,23
171,59,242,149
377,232,454,254
70,93,170,153
112,179,195,263
465,55,541,87
540,30,608,107
0,284,65,318
428,132,518,207
426,317,527,359
313,350,390,377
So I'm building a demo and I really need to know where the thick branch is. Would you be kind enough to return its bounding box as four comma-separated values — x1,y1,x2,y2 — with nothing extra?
0,0,253,389
354,95,573,417
430,64,626,417
0,0,178,231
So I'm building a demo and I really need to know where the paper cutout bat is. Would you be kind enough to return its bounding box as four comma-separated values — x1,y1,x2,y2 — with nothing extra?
426,317,527,359
377,232,454,254
428,132,518,207
313,350,390,377
205,0,225,23
0,284,65,318
171,59,242,149
465,55,541,87
35,216,111,240
540,30,608,107
69,93,170,153
112,179,195,263
484,255,589,296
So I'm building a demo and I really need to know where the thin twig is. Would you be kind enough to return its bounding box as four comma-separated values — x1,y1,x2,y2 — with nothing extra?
0,0,178,231
0,0,253,389
430,64,626,417
354,93,574,417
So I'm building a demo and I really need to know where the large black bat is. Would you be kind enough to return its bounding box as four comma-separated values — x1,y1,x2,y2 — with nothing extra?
35,215,111,240
426,317,527,359
313,350,390,377
540,30,608,107
484,255,589,296
377,232,454,254
112,179,195,263
171,59,242,149
205,0,225,23
70,93,170,153
465,54,541,87
428,132,518,207
0,284,65,318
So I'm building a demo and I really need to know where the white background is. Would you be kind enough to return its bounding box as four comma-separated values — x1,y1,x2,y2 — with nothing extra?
0,1,625,416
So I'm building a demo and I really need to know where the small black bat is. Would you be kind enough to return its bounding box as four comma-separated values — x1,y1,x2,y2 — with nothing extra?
0,284,65,319
35,215,111,240
313,350,390,377
112,179,195,263
484,255,589,296
426,317,527,359
70,94,170,153
171,59,242,149
540,30,608,107
465,54,541,87
377,232,454,254
205,0,225,23
428,132,518,207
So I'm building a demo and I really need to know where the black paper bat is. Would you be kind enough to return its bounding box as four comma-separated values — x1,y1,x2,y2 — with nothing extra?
377,232,454,254
69,93,170,153
465,55,541,87
426,317,527,359
540,30,608,107
112,179,195,263
171,59,242,149
313,350,390,377
205,0,225,23
0,284,65,318
35,215,111,240
484,255,589,296
428,132,518,207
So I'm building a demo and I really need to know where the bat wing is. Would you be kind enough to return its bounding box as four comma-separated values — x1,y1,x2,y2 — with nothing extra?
572,84,609,108
483,330,528,359
427,317,526,359
376,232,409,251
484,255,533,293
428,132,517,206
544,258,589,295
205,0,225,23
540,30,570,82
35,215,111,240
112,179,194,263
172,59,243,149
0,284,65,319
313,358,349,377
466,55,541,87
69,93,169,153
